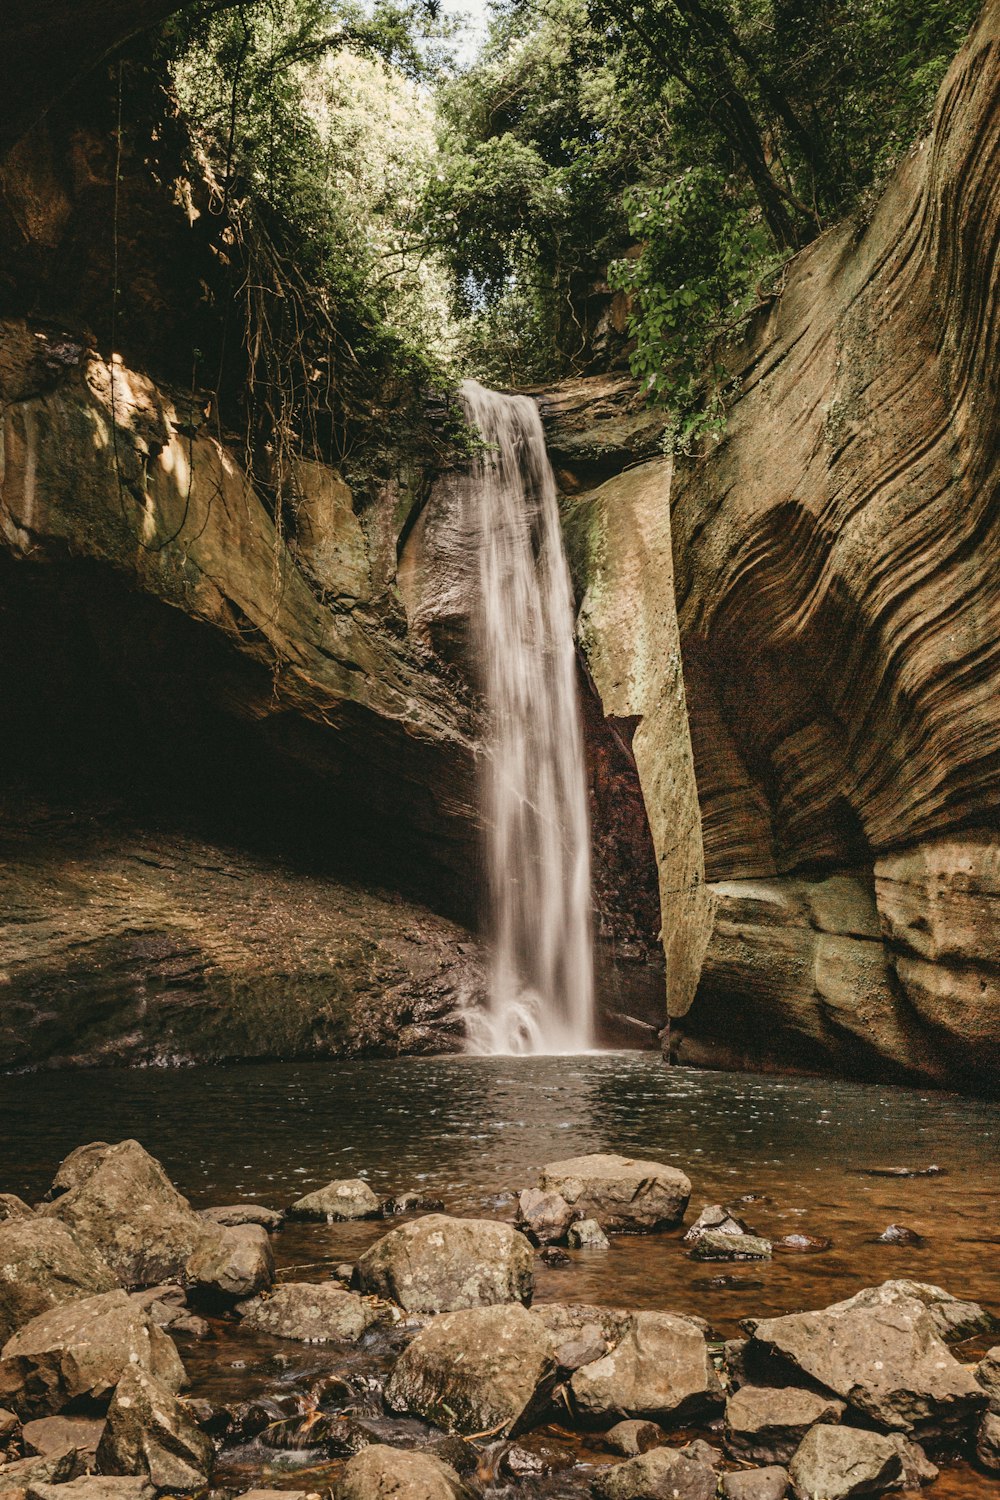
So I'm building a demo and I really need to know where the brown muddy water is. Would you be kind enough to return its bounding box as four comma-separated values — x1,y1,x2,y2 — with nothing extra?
1,1055,998,1498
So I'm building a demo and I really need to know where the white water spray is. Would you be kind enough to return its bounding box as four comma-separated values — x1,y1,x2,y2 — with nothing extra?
459,380,595,1055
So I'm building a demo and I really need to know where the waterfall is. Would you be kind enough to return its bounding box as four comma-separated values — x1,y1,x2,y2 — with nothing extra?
460,379,595,1055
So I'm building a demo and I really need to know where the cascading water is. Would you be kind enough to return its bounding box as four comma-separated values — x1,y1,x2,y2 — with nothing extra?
460,379,595,1055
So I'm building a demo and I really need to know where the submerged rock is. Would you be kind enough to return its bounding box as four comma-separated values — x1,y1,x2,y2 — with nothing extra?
855,1167,946,1179
356,1215,533,1313
689,1231,772,1262
0,1218,116,1345
568,1219,610,1250
199,1205,284,1231
684,1205,754,1243
725,1386,846,1464
382,1194,446,1217
0,1290,185,1418
385,1303,556,1436
747,1282,987,1434
590,1447,717,1500
335,1444,467,1500
772,1235,831,1254
570,1312,723,1425
288,1180,381,1222
876,1224,924,1246
236,1283,383,1342
96,1366,213,1491
516,1189,577,1245
539,1155,690,1232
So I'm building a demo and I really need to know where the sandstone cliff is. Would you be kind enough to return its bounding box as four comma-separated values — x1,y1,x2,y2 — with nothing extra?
560,0,1000,1092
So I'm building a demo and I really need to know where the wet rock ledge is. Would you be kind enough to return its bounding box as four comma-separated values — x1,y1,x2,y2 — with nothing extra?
2,1141,998,1500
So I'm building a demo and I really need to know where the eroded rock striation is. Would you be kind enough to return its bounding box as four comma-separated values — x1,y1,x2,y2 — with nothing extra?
556,1,1000,1090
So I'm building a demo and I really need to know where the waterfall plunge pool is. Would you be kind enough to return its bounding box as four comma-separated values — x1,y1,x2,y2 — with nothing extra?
2,1053,997,1335
3,1056,999,1499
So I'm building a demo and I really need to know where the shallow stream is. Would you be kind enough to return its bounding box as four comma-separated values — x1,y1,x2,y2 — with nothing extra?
2,1056,998,1497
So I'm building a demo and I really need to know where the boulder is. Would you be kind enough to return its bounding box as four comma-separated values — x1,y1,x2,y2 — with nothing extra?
40,1141,242,1295
0,1219,116,1345
539,1156,690,1232
820,1279,992,1344
679,1439,722,1467
684,1206,754,1243
199,1205,284,1231
772,1236,831,1255
748,1283,987,1433
516,1190,576,1245
22,1418,104,1465
382,1194,446,1217
605,1420,664,1456
0,1408,17,1444
978,1412,1000,1472
384,1303,556,1436
571,1312,723,1425
49,1145,113,1198
690,1232,772,1262
96,1366,213,1491
977,1346,1000,1411
725,1387,846,1464
535,1304,632,1372
288,1180,381,1221
335,1445,466,1500
29,1484,154,1500
0,1199,32,1225
356,1215,533,1314
568,1220,610,1250
185,1224,274,1299
126,1287,206,1338
720,1468,789,1500
788,1426,909,1499
0,1447,79,1489
236,1283,383,1342
0,1291,185,1418
590,1447,716,1500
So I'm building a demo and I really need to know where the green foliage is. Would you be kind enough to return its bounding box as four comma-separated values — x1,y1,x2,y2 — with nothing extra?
160,0,463,482
427,0,980,437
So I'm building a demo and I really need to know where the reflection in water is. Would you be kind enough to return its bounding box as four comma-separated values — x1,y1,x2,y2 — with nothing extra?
1,1055,997,1333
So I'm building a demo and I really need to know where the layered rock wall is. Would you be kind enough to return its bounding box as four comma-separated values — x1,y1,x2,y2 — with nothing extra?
0,316,483,1064
564,0,1000,1091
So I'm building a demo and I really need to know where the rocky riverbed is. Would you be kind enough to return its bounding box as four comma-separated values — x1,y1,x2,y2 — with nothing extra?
1,1139,998,1500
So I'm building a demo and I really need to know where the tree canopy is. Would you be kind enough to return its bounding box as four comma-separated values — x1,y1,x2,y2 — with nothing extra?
161,0,981,459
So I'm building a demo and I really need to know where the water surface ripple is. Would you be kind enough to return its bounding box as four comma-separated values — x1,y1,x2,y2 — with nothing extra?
2,1055,996,1333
